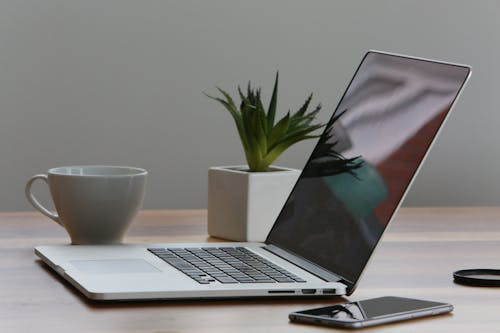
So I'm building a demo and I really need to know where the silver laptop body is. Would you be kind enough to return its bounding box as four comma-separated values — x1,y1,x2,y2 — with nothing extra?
36,243,346,300
35,51,471,301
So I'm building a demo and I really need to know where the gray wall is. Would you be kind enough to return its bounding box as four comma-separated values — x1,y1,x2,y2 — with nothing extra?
1,0,498,211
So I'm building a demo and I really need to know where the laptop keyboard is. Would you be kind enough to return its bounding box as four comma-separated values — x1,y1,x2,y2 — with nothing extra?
148,247,306,284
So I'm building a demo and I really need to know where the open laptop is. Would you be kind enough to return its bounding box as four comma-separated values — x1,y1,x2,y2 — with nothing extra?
35,51,471,301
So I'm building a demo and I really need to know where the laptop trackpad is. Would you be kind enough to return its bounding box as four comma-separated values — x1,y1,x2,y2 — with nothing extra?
70,259,160,274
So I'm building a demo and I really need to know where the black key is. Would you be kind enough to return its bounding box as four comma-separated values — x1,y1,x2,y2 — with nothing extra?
246,272,263,278
175,265,196,271
214,276,238,283
183,269,204,274
239,268,258,274
181,256,199,261
235,277,255,283
186,261,205,266
208,262,225,267
228,272,248,276
168,260,190,266
250,279,275,283
223,270,240,274
252,276,273,281
246,272,267,278
188,274,208,279
211,273,230,278
205,249,225,254
204,270,223,275
170,249,189,254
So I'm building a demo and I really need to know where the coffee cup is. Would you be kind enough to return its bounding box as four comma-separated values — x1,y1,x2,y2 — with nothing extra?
25,165,147,244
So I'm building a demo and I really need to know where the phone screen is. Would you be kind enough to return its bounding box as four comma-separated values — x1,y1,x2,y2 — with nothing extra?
297,297,448,322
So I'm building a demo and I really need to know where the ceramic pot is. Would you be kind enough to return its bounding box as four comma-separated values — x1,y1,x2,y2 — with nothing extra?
207,165,300,242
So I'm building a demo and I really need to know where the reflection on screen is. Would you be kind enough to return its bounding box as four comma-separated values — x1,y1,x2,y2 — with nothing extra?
266,52,470,285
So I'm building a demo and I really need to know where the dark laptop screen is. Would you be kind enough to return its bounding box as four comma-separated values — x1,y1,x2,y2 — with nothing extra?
266,52,470,285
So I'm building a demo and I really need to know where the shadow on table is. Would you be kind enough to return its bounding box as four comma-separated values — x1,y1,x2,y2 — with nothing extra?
36,260,347,310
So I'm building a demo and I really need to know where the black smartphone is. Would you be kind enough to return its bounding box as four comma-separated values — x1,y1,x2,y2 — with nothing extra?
289,296,453,329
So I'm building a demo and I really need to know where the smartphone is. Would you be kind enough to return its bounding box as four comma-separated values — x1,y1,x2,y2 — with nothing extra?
289,296,453,329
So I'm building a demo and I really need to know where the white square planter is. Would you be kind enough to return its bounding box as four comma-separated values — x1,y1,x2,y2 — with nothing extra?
207,165,300,242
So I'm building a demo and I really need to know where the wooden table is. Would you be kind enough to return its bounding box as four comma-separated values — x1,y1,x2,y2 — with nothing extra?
1,207,499,332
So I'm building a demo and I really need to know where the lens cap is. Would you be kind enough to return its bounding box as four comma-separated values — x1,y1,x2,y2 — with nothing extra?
453,269,500,287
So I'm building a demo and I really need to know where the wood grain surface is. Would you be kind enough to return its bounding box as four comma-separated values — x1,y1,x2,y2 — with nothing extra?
1,207,499,332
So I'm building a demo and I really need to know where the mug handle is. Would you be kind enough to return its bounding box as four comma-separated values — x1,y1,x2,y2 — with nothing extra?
25,174,64,227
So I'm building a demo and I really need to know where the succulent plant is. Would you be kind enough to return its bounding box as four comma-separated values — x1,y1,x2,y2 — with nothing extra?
205,72,325,172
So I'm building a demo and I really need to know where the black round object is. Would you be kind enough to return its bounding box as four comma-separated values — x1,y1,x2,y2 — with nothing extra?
453,269,500,287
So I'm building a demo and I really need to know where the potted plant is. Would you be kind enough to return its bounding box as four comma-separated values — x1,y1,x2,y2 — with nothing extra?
205,73,324,241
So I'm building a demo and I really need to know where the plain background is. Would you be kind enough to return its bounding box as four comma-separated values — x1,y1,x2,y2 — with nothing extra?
2,0,498,211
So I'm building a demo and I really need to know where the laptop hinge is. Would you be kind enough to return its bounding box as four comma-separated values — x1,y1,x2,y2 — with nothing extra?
263,244,349,285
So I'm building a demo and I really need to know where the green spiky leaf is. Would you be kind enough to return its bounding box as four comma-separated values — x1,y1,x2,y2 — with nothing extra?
267,72,279,128
205,72,325,172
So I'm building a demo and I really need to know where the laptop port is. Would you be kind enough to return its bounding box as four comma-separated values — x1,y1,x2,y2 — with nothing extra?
301,289,317,294
322,288,336,294
268,290,295,294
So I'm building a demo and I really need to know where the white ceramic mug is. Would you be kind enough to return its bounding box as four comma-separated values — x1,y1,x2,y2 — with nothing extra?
25,165,147,244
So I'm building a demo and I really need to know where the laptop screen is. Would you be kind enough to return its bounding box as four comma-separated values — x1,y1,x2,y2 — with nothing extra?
266,51,470,286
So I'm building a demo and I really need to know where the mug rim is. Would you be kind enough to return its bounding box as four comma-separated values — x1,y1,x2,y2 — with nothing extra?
48,165,148,177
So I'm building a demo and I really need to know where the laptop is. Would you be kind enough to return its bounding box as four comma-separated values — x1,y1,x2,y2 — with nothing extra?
35,51,471,301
